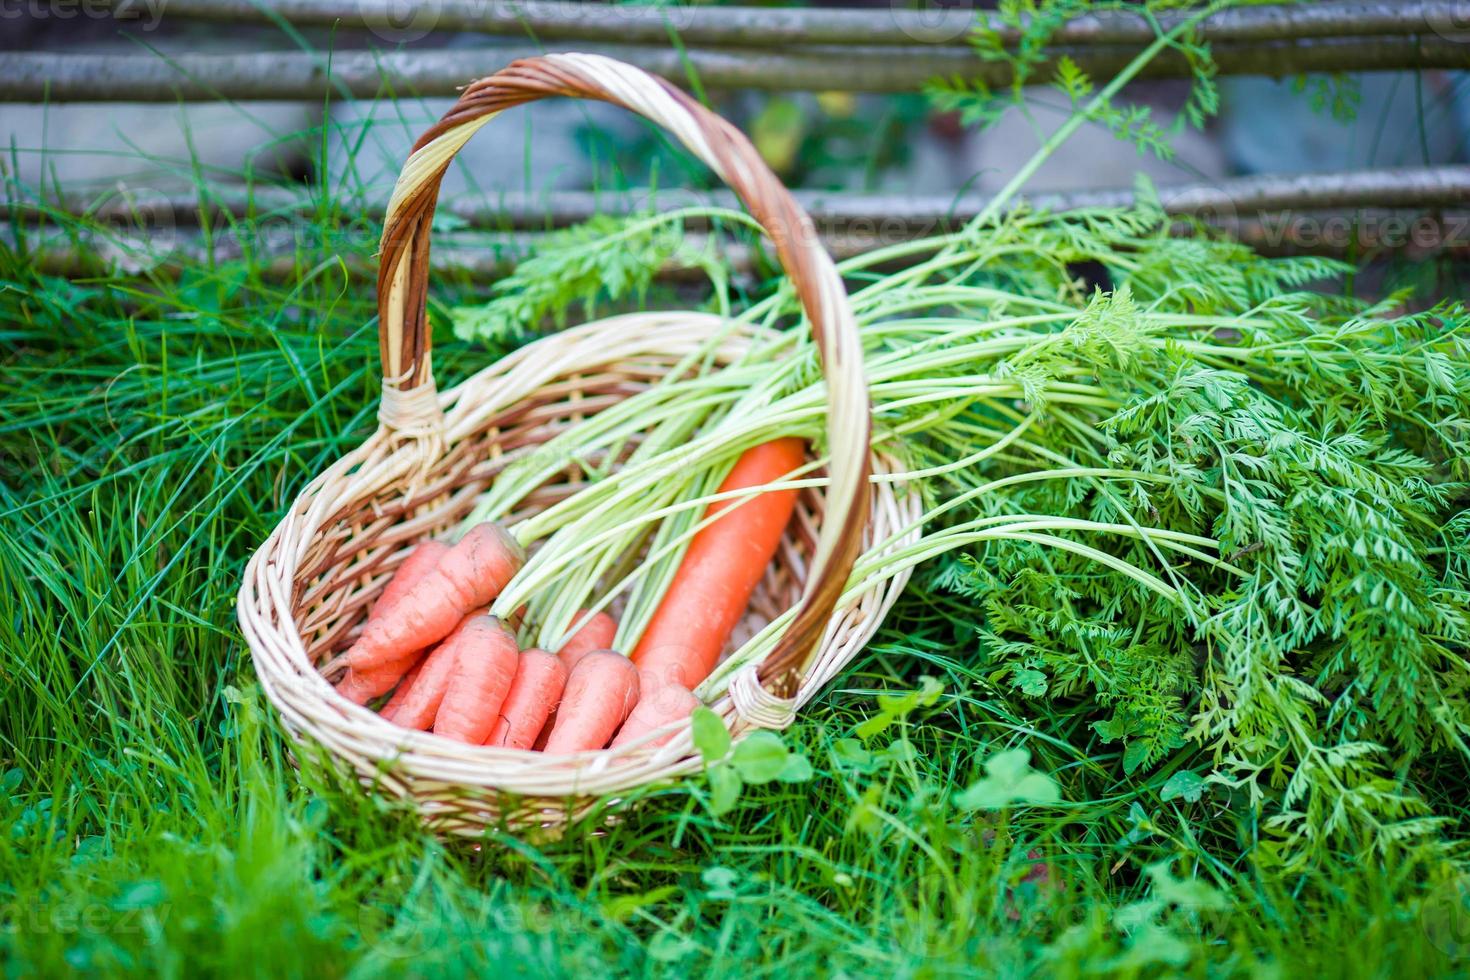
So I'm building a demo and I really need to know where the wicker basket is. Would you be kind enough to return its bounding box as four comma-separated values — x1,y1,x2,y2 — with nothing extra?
237,53,922,835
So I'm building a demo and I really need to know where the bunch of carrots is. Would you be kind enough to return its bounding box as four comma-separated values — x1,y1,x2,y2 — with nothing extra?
330,438,805,752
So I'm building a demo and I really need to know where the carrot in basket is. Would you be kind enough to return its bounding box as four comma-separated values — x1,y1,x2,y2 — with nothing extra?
631,438,804,691
542,651,640,753
610,684,700,749
346,523,523,675
532,722,554,752
337,657,413,706
372,539,451,619
558,610,617,663
534,610,619,745
336,539,450,704
484,649,568,750
433,617,521,744
385,609,490,730
378,662,422,723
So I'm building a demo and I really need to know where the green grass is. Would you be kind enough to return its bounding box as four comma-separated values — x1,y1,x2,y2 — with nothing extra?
2,182,1469,979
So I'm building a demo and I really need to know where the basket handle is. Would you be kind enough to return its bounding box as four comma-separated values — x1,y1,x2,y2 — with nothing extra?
377,53,872,691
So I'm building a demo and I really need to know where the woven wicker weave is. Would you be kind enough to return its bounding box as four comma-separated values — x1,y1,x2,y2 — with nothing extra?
237,53,921,834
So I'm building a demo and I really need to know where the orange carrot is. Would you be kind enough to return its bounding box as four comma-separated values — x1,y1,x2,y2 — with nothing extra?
484,649,568,750
532,721,555,752
337,663,407,706
346,523,523,675
534,610,619,744
610,684,700,749
558,610,617,662
632,439,803,691
378,662,422,723
433,617,521,744
386,610,490,730
542,651,640,753
336,539,450,704
371,540,451,619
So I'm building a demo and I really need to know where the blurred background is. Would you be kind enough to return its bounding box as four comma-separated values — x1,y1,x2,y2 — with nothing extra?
5,4,1467,194
3,1,1469,287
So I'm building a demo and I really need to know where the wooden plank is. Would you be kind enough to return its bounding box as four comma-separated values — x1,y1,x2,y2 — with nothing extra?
98,0,1470,50
4,34,1467,102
